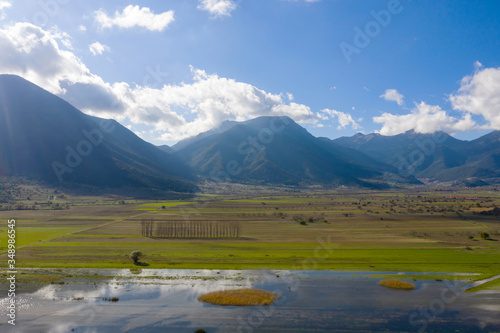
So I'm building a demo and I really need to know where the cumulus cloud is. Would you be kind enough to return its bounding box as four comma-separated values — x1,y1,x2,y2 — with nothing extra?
380,89,404,106
198,0,237,18
133,67,319,141
0,23,98,94
373,102,475,135
0,0,11,20
320,109,360,129
95,5,175,32
449,65,500,130
89,41,110,56
0,23,320,142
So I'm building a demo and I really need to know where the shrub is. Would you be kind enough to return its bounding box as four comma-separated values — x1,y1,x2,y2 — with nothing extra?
480,232,490,240
129,251,143,264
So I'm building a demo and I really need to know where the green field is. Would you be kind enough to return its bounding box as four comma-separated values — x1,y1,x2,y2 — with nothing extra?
1,187,499,288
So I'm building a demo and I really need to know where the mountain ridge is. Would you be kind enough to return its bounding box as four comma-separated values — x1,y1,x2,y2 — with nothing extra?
174,116,414,187
3,74,500,190
333,130,500,184
0,74,197,192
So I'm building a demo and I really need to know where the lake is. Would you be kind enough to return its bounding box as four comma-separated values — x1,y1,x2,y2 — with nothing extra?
1,269,499,332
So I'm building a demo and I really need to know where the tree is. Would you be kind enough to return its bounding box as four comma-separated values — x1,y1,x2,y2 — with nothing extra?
129,251,144,264
480,232,490,240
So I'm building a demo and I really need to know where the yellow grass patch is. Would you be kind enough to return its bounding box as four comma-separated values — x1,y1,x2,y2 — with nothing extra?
379,279,415,290
198,288,279,306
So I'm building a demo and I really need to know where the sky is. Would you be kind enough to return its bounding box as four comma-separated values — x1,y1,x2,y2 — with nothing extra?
1,0,500,145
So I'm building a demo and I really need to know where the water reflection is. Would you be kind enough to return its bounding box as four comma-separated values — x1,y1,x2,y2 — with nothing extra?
0,269,498,332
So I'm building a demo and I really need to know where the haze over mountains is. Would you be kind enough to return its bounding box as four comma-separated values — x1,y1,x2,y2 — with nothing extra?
334,130,500,186
0,75,196,192
172,116,406,187
1,75,500,191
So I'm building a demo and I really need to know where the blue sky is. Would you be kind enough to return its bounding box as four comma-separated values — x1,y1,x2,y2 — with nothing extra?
1,0,500,144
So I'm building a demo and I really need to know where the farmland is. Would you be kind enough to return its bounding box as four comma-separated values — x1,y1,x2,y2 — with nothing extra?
1,185,500,288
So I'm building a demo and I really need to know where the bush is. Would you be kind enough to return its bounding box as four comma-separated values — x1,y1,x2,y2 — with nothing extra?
480,232,490,240
129,251,144,264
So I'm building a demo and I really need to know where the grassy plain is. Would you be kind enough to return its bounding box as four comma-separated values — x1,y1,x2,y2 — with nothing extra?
1,186,499,288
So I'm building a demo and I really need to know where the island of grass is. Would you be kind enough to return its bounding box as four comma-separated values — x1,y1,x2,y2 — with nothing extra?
379,279,415,290
198,288,279,306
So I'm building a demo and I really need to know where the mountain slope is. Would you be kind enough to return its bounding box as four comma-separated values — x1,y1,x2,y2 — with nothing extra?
171,120,239,152
0,75,196,192
334,130,500,183
175,116,407,187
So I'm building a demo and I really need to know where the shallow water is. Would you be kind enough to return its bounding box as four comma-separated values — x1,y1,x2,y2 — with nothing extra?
0,269,499,332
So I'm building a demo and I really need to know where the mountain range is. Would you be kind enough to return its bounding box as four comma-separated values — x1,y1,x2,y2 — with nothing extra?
333,130,500,186
1,75,499,191
172,116,409,187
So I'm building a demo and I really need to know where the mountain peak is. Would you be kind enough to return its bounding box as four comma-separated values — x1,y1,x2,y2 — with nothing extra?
0,75,196,192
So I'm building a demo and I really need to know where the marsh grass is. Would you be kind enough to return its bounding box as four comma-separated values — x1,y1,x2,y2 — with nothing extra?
198,288,278,306
100,297,119,302
379,279,415,290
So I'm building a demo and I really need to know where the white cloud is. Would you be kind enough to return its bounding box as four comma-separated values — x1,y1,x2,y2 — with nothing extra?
320,109,360,129
78,25,87,32
0,23,321,143
373,102,475,135
137,68,320,141
198,0,237,18
380,89,404,106
89,41,110,56
449,65,500,130
0,23,93,93
0,0,11,20
95,5,175,32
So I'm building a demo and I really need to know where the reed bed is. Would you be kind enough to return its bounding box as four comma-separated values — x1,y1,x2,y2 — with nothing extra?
379,279,415,290
198,288,278,306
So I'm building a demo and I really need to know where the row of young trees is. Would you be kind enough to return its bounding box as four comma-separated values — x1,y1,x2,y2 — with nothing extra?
141,219,241,238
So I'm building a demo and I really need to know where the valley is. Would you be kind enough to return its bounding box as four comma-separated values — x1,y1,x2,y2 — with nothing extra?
1,185,499,291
